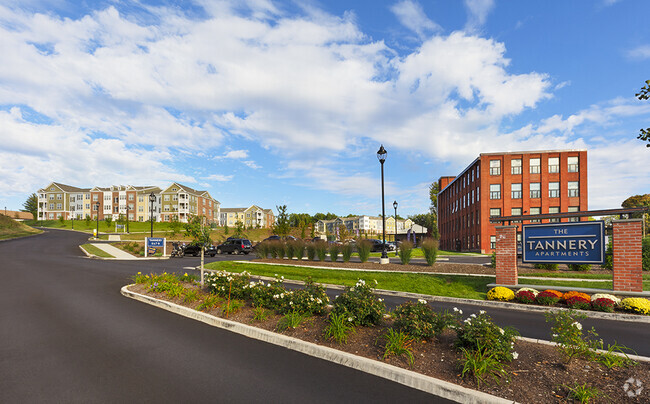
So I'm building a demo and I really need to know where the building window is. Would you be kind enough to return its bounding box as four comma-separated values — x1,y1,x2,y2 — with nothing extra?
568,181,579,197
530,182,541,198
511,207,522,223
529,158,540,173
548,157,559,173
489,184,501,199
57,194,62,200
529,207,541,223
56,203,62,209
93,195,99,201
489,160,501,175
568,206,579,222
511,159,522,175
511,183,522,199
164,195,170,201
549,182,560,198
548,206,560,223
490,235,496,250
567,156,579,173
490,208,501,217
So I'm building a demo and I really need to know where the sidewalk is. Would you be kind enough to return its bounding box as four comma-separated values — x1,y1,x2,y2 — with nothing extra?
90,243,139,259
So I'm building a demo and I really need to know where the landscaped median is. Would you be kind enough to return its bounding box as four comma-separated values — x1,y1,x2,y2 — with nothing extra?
122,269,650,403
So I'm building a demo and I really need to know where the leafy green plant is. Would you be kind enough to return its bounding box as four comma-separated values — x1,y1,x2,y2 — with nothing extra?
393,299,438,340
133,271,149,284
341,243,353,263
535,290,561,306
489,251,496,268
329,243,340,262
643,236,650,271
323,312,355,344
397,241,413,265
563,382,603,403
222,299,244,317
247,277,286,311
306,243,316,260
382,329,415,367
602,239,613,270
455,311,519,362
276,311,305,331
179,272,197,283
285,240,296,260
292,240,305,260
545,310,600,363
166,283,185,299
269,240,285,259
421,238,438,266
533,263,559,270
591,297,616,313
196,294,222,311
182,289,200,303
255,241,270,259
568,263,592,272
596,342,637,369
459,343,509,387
252,306,269,322
271,278,329,315
356,239,371,263
314,241,328,261
331,279,386,326
205,270,252,299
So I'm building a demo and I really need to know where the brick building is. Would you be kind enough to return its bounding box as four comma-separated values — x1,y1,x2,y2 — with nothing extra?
438,150,588,253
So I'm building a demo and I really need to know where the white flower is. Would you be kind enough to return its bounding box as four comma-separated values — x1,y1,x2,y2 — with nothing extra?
499,328,504,335
552,333,558,338
572,322,583,330
512,352,519,360
479,310,486,315
378,298,384,302
418,299,428,305
374,280,378,285
470,314,476,318
348,317,354,322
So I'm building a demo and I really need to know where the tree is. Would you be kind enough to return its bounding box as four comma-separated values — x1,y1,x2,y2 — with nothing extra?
104,216,113,229
409,213,436,237
428,180,440,238
168,214,182,236
622,194,650,229
234,220,246,237
313,212,338,221
184,215,212,286
21,193,38,220
337,224,350,241
635,80,650,147
224,222,229,235
85,215,91,226
273,205,290,236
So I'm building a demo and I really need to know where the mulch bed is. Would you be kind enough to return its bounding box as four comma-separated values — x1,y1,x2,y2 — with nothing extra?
128,282,650,403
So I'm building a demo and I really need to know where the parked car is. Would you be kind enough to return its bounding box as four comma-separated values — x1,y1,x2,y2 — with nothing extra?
367,239,393,252
216,238,252,255
182,242,217,257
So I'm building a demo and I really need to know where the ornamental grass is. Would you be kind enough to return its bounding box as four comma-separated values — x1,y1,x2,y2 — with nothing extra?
486,287,515,301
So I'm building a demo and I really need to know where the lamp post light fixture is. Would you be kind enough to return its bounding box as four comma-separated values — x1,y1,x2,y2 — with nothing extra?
71,215,74,230
95,202,100,239
125,205,130,233
377,144,388,263
149,192,156,238
393,200,398,256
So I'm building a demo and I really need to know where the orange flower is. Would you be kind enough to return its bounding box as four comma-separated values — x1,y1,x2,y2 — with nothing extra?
542,290,563,298
562,291,590,301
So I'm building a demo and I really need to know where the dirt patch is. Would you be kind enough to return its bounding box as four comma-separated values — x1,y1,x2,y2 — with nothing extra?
128,283,650,403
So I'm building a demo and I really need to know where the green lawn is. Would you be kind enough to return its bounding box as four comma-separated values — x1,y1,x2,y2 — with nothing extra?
80,244,114,258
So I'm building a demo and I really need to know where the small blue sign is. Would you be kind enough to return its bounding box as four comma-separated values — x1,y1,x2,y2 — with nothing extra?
147,237,164,247
522,221,605,264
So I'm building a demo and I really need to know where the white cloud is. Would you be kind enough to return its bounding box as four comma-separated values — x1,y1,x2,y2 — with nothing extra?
464,0,495,32
218,150,249,160
390,0,440,38
206,174,234,182
627,45,650,60
243,160,261,169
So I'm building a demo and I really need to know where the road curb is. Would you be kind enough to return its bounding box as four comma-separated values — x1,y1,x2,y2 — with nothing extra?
121,285,516,404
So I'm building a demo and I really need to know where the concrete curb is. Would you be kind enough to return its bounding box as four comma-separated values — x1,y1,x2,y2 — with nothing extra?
517,337,650,363
121,285,516,404
224,262,650,324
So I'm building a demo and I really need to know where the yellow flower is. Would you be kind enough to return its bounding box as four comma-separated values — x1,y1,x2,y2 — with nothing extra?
487,286,515,301
620,298,650,315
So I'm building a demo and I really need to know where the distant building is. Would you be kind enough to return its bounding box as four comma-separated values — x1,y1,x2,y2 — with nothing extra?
219,205,275,229
438,149,588,253
316,216,427,241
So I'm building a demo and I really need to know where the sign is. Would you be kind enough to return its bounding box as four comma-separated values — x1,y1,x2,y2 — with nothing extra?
148,247,157,255
147,237,164,247
522,221,605,264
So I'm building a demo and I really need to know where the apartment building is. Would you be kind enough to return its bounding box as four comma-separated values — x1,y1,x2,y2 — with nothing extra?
159,183,220,224
38,182,90,220
316,216,427,240
219,205,275,229
437,149,588,253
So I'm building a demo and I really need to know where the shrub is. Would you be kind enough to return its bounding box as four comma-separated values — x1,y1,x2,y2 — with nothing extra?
252,306,269,322
276,311,305,331
248,278,286,310
383,329,415,367
341,243,354,263
222,299,244,316
393,299,437,340
285,241,296,260
643,236,650,271
489,251,496,268
591,297,616,313
535,290,561,306
397,241,414,265
590,293,620,305
205,270,251,300
545,310,600,363
182,289,200,303
324,312,355,344
331,279,386,326
356,239,371,263
420,238,439,266
563,383,604,404
459,343,509,387
314,241,328,261
565,296,591,310
196,293,221,311
568,263,592,272
294,240,305,259
329,243,340,262
306,243,316,260
602,240,613,270
562,291,591,302
486,287,515,301
276,279,329,315
533,263,559,271
515,290,536,304
455,311,519,362
620,297,650,315
269,240,285,259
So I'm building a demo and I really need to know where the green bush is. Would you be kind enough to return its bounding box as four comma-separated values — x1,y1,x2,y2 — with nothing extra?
285,241,296,260
341,243,354,263
545,310,600,364
314,241,328,261
392,299,458,340
602,239,613,270
490,251,496,268
568,263,592,272
294,240,305,259
421,238,438,266
455,311,519,362
324,312,355,344
356,239,371,263
255,241,270,259
533,263,559,271
269,240,285,259
397,241,413,265
205,270,251,300
248,278,286,310
331,279,386,326
329,244,340,262
643,236,650,271
306,243,316,260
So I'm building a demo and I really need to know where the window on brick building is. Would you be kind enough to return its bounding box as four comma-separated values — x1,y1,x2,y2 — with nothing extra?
489,160,501,175
548,157,559,173
489,184,501,199
549,182,560,198
529,158,540,174
567,156,579,172
568,181,579,197
490,235,496,250
490,208,501,217
568,206,579,222
511,159,522,175
511,183,522,199
529,207,540,223
530,182,541,198
511,208,522,223
549,206,560,223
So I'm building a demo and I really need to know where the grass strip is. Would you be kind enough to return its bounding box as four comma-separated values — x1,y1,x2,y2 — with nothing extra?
206,261,493,300
81,244,114,258
354,248,484,258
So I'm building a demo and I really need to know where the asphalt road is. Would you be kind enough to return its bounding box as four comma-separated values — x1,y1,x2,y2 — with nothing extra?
0,229,449,403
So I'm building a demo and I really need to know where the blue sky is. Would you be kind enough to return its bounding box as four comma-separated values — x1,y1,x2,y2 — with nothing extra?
1,0,649,217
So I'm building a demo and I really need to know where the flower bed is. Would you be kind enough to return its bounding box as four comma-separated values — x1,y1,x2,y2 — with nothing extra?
488,286,650,316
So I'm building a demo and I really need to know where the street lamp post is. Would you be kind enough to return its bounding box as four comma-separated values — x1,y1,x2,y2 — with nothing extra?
377,145,388,263
393,200,398,256
149,192,156,238
95,202,100,239
126,205,129,233
71,215,74,230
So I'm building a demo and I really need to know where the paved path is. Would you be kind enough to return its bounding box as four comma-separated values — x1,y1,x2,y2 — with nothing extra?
89,242,138,259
